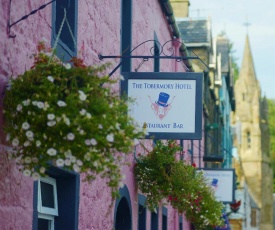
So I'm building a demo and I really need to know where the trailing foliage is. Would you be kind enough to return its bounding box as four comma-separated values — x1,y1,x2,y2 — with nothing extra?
134,140,224,229
3,42,145,198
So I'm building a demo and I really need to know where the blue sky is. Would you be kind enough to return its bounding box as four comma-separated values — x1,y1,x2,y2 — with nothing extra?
188,0,275,99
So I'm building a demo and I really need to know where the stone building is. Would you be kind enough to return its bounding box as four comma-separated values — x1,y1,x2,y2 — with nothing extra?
234,34,273,230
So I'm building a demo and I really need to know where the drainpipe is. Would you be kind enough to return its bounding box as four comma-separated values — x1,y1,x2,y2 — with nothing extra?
159,0,194,72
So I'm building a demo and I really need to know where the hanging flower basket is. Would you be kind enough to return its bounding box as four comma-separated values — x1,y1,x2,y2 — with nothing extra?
3,42,145,198
134,140,224,228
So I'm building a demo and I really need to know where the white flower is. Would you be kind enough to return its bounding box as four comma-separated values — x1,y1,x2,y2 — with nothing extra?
134,139,139,146
47,114,55,120
93,161,98,167
26,130,34,139
57,100,67,107
32,157,38,163
47,121,56,127
36,140,41,147
90,138,97,146
73,164,80,172
12,138,19,147
47,76,54,82
56,158,65,167
24,157,32,164
6,133,10,142
78,90,87,101
79,94,87,101
64,159,71,166
115,123,120,130
32,101,38,106
43,102,50,111
79,129,84,135
64,63,71,69
76,160,83,166
85,139,91,146
40,167,46,174
70,156,76,163
86,113,91,119
17,104,23,111
84,153,91,161
80,109,86,115
119,182,124,188
67,133,75,141
64,150,72,158
24,141,30,147
23,169,31,177
106,133,114,142
22,99,30,106
22,122,30,130
47,148,57,156
37,101,44,109
62,115,70,126
32,172,40,180
98,124,103,129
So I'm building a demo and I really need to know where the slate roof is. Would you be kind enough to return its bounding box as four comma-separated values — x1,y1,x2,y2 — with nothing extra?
216,37,230,73
177,19,211,44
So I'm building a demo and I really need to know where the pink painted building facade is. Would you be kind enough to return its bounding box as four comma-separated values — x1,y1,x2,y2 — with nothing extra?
0,0,205,229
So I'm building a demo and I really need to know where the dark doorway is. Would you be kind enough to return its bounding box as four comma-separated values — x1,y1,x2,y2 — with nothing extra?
115,197,132,230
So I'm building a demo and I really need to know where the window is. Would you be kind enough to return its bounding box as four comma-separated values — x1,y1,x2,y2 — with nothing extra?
52,0,78,60
179,215,183,230
162,207,167,230
114,185,132,229
33,167,80,230
246,131,251,149
251,208,257,227
37,177,58,230
138,194,146,230
151,209,158,230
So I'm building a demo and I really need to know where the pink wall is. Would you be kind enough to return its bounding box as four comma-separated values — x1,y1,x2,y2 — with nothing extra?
0,0,201,229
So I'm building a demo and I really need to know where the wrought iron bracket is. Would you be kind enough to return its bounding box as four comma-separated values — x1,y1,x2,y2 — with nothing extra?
98,39,209,76
7,0,55,38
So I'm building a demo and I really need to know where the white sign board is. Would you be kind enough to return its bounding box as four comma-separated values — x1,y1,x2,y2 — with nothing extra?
201,169,235,203
121,72,203,140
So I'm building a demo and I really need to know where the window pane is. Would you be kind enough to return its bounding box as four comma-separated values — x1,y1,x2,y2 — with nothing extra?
38,218,51,230
41,181,55,208
56,0,76,51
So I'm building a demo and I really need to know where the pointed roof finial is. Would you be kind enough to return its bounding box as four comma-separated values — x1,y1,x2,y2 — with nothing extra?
243,16,251,34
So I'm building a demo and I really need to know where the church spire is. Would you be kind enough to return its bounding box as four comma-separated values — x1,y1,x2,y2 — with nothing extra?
239,35,257,82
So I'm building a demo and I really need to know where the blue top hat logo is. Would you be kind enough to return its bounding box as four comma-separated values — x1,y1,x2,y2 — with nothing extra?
156,92,170,107
211,178,218,187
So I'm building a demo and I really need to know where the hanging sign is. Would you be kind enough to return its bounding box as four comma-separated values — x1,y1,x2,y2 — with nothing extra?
200,168,236,203
121,72,203,140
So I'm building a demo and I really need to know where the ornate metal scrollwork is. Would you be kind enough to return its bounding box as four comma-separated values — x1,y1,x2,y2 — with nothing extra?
99,39,209,76
7,0,55,38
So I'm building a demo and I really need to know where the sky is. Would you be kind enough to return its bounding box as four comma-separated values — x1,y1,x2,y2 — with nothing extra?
188,0,275,99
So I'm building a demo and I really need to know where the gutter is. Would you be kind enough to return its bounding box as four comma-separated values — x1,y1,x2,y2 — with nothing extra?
159,0,194,71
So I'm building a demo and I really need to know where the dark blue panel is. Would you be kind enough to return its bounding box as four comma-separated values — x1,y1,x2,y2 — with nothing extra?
151,209,158,230
162,206,167,230
121,0,132,72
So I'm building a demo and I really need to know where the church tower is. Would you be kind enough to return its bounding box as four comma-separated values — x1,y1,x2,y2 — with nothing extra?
235,35,273,229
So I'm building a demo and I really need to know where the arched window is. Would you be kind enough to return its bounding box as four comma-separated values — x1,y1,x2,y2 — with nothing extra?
246,131,251,149
114,185,132,230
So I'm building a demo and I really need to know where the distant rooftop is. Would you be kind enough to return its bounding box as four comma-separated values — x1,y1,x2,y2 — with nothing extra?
176,18,211,45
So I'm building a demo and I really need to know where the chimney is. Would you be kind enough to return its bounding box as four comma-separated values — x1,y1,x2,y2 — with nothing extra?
170,0,190,18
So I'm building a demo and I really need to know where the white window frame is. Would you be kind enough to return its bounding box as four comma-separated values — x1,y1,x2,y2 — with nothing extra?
38,177,58,216
38,213,55,230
